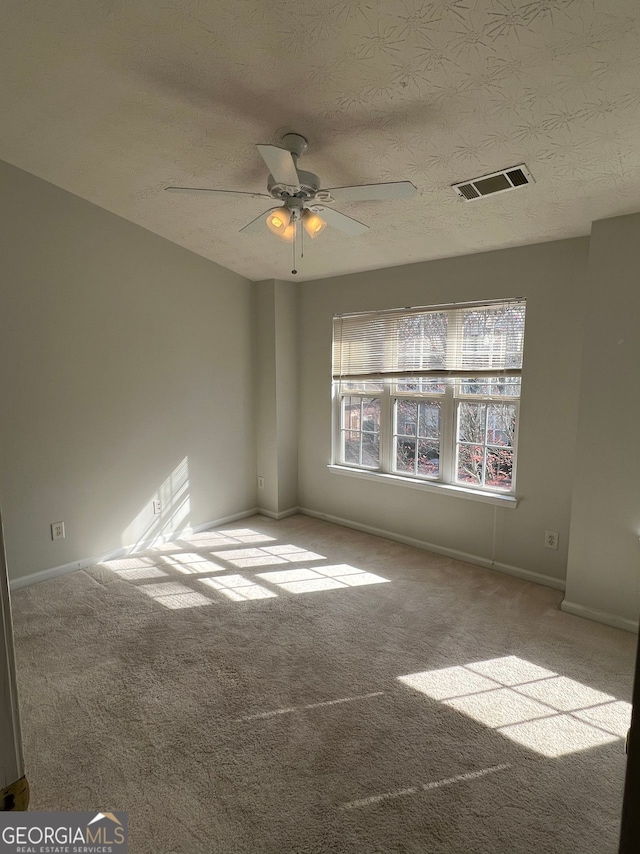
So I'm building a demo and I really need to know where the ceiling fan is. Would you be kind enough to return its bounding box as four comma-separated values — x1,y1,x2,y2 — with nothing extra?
165,133,417,273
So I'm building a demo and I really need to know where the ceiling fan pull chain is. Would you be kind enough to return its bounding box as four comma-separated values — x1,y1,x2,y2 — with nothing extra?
292,220,297,275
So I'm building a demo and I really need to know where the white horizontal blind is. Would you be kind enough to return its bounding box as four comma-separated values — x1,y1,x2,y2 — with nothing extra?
333,299,526,381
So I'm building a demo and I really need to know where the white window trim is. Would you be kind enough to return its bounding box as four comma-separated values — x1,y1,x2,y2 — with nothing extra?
331,380,520,507
327,465,518,508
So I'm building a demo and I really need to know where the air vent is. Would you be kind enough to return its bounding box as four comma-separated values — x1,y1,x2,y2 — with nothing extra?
507,167,528,187
452,164,534,201
457,183,480,200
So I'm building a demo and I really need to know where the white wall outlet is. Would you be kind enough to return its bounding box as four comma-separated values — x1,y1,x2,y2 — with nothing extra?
545,531,559,550
51,522,65,540
257,476,265,489
152,499,162,515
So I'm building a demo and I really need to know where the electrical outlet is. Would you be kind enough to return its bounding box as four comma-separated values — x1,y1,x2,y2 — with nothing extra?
152,499,161,515
545,531,559,550
51,522,65,540
257,476,265,489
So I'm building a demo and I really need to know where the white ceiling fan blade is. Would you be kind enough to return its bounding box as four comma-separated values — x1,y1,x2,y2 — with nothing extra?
239,207,280,234
165,186,270,198
256,144,300,190
324,181,417,204
314,206,369,236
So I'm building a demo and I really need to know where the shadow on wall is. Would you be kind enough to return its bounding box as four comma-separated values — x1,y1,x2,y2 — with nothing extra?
121,457,191,552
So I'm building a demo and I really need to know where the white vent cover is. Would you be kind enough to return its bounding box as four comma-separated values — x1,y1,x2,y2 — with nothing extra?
452,165,534,201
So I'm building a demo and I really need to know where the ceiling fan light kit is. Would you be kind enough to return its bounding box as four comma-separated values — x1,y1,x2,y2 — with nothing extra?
265,207,292,238
165,133,417,273
302,210,327,239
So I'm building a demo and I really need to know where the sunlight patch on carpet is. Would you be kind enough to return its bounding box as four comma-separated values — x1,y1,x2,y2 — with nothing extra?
111,566,169,581
257,564,390,593
100,556,159,570
140,581,212,609
179,529,278,547
398,656,631,757
341,764,511,810
162,554,228,574
199,574,277,601
236,691,385,722
214,545,326,568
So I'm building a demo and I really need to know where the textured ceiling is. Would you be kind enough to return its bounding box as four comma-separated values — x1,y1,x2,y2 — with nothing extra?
1,0,640,281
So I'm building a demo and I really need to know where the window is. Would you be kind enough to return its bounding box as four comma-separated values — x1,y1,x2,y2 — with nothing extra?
332,300,526,496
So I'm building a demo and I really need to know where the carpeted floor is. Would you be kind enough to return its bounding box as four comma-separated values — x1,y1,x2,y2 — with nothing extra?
11,514,636,853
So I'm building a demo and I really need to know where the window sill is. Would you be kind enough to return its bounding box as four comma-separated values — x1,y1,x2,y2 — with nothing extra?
327,465,519,508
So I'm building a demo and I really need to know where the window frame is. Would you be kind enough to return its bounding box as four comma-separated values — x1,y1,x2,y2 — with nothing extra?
331,299,525,501
332,378,521,498
391,384,451,483
453,395,520,493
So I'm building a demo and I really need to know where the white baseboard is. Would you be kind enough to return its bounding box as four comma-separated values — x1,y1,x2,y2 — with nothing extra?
560,600,639,634
257,506,300,520
298,506,566,591
9,507,260,591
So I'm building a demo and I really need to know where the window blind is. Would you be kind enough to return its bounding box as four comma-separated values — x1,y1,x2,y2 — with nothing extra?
332,299,526,381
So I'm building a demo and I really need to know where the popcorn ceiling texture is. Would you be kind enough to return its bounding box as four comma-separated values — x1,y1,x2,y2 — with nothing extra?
1,0,639,280
11,514,636,853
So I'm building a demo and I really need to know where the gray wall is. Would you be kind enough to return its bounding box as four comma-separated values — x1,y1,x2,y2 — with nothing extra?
0,161,256,582
255,282,279,514
298,238,589,586
565,213,640,629
255,280,299,517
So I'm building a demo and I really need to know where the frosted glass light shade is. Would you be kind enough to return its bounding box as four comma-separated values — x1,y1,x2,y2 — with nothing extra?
266,207,292,238
280,222,296,242
303,210,327,238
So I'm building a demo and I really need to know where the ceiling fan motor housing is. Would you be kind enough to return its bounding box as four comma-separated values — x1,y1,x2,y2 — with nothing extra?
267,169,320,201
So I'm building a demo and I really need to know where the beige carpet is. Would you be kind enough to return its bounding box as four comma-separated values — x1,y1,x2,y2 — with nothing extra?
11,514,636,853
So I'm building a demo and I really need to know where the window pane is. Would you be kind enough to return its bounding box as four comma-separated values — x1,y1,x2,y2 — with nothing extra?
361,397,381,433
396,437,416,473
343,397,360,433
490,378,521,397
396,378,446,394
343,434,360,465
486,403,516,447
458,402,486,443
417,440,439,477
457,444,484,485
486,448,514,490
362,434,380,467
456,377,521,397
419,402,441,439
397,400,418,436
396,378,419,392
458,378,492,396
340,380,384,393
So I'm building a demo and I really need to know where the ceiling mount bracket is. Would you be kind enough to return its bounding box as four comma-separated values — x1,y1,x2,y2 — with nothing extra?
281,133,308,159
